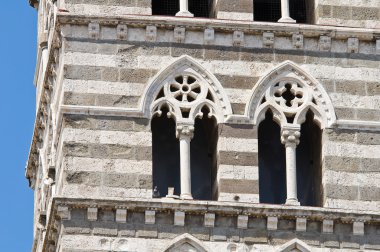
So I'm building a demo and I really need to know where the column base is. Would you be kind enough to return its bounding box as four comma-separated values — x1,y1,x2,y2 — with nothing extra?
180,194,193,200
285,199,300,206
278,17,296,23
176,11,194,17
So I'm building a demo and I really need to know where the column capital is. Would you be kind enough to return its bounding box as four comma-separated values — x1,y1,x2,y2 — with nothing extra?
281,125,301,147
176,124,194,139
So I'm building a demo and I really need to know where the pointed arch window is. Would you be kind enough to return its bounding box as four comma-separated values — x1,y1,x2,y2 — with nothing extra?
249,61,335,207
147,56,232,201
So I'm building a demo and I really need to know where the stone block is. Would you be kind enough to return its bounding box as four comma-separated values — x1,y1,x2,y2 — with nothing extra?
174,211,185,226
87,207,98,221
146,25,157,42
204,28,214,45
204,213,215,227
319,36,331,51
347,38,359,53
353,221,364,235
357,132,380,145
218,151,258,166
267,216,278,231
323,220,334,234
88,23,100,40
116,24,128,40
237,215,248,229
218,179,259,194
145,210,155,224
116,209,127,223
292,34,303,49
57,206,71,220
263,32,274,48
296,217,307,232
174,27,186,43
332,6,351,19
376,39,380,55
352,7,378,20
233,31,244,47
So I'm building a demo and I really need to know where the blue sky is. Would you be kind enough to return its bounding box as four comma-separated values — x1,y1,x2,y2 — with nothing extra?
0,1,37,251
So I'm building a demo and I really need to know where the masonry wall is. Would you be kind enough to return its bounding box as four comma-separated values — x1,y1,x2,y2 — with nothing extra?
51,23,380,211
61,0,380,28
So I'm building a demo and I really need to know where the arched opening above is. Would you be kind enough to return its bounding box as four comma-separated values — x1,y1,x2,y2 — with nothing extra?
296,110,322,207
152,107,180,198
258,110,286,204
152,0,212,18
164,233,209,252
191,108,218,200
253,0,313,23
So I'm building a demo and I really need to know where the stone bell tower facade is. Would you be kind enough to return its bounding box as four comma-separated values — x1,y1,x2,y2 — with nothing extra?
27,0,380,251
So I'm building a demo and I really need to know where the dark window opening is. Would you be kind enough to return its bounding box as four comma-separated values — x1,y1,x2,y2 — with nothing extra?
254,0,281,22
289,0,306,23
189,0,212,18
152,0,211,17
258,111,287,204
191,108,218,200
296,111,322,207
152,109,181,198
152,0,179,16
254,0,312,23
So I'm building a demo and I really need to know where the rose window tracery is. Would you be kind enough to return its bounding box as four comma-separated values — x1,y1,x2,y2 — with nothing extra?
169,75,201,102
152,72,218,122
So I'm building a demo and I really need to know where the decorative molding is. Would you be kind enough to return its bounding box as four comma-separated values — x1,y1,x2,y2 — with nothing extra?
237,215,248,229
163,233,208,252
145,55,233,124
146,25,157,42
292,34,303,49
116,24,128,40
88,22,100,40
348,37,359,53
87,207,98,221
174,211,185,226
263,32,274,48
145,210,155,224
276,238,312,252
353,221,365,236
204,28,214,45
296,217,307,232
57,205,70,220
322,219,334,233
267,216,278,231
116,209,127,223
319,35,331,51
174,27,186,43
204,213,215,227
246,60,336,129
233,31,244,47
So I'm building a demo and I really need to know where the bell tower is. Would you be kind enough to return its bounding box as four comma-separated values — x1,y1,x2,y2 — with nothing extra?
27,0,380,251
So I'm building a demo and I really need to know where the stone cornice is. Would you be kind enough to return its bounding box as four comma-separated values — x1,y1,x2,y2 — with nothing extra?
37,196,380,251
56,12,379,41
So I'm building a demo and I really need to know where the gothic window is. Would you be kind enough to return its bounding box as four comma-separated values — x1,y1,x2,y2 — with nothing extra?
258,111,286,204
254,0,312,23
146,56,232,201
151,73,219,200
152,0,212,17
249,61,336,207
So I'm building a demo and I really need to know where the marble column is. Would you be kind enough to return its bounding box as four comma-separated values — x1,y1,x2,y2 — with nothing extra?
281,125,301,205
176,124,194,200
176,0,194,17
278,0,296,23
